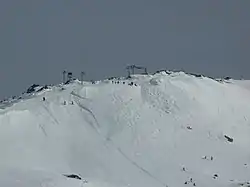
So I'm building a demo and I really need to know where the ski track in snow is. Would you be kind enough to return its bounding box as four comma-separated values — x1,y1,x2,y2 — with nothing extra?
72,91,167,186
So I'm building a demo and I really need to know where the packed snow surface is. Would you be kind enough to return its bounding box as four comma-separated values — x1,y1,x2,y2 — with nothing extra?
1,71,250,187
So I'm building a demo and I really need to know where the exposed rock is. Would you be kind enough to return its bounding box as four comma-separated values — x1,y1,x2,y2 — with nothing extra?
26,84,40,93
63,174,82,180
224,135,233,142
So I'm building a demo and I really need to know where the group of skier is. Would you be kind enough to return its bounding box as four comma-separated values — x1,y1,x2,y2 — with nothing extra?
111,80,137,86
42,97,74,105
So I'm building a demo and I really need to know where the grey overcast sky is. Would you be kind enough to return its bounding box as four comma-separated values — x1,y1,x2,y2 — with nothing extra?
0,0,250,99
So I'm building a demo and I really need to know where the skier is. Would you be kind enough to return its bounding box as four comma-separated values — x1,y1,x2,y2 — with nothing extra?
42,97,45,101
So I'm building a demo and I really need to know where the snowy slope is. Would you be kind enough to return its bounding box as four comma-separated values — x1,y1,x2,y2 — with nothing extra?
1,71,250,187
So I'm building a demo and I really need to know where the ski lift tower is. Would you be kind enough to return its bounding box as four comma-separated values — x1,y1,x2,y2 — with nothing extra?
126,65,136,77
80,71,85,84
134,65,147,75
126,65,147,77
63,70,67,84
67,72,73,82
126,65,131,77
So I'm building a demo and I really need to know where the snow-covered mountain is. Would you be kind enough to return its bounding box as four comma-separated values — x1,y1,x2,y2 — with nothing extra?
1,71,250,187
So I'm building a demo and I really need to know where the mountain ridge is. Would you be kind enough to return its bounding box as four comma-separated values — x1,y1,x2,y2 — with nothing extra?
0,71,250,187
